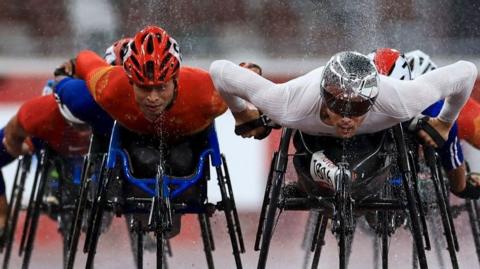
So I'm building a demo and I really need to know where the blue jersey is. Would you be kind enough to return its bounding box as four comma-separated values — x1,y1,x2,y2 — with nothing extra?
422,100,463,171
54,77,113,136
0,78,110,196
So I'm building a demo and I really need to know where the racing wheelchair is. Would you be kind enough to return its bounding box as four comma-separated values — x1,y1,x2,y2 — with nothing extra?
65,121,245,269
447,163,480,268
0,155,32,269
0,145,84,269
255,118,459,269
464,193,480,267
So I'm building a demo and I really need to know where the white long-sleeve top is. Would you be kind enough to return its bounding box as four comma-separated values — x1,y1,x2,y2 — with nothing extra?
210,60,477,136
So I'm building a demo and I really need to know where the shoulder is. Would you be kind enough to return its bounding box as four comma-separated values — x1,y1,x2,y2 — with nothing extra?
178,66,211,83
76,50,108,78
17,95,62,131
177,66,226,115
89,66,130,102
178,66,215,94
284,66,323,91
19,95,57,115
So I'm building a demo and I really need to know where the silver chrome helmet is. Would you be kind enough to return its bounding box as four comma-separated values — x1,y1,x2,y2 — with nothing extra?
321,51,379,117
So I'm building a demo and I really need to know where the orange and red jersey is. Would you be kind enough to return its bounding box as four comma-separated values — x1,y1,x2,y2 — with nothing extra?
17,95,91,156
75,50,227,141
458,98,480,149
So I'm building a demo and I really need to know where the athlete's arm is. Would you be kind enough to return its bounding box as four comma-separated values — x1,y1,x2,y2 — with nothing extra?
3,115,30,157
75,50,110,79
4,95,66,157
380,61,477,123
377,61,477,145
210,59,322,130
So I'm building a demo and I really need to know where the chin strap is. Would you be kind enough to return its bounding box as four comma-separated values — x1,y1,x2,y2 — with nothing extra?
234,114,281,140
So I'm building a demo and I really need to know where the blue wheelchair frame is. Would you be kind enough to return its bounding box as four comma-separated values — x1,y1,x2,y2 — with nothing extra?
73,121,244,269
105,121,222,199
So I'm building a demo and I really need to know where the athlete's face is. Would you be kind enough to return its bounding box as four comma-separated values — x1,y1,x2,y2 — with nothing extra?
133,79,176,122
325,107,366,138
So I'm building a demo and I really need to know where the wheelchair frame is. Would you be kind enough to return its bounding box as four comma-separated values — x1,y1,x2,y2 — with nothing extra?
253,124,459,269
66,121,245,269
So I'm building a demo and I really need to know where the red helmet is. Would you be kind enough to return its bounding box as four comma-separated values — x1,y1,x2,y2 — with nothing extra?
370,48,411,80
123,26,181,87
104,37,132,66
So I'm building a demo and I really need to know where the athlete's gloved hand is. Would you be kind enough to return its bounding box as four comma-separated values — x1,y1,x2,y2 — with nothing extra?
3,116,33,157
239,62,262,76
54,58,76,81
412,116,451,148
233,62,279,140
232,108,268,139
2,138,32,157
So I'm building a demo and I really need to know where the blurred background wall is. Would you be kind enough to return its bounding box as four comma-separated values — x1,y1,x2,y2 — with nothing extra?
1,0,480,59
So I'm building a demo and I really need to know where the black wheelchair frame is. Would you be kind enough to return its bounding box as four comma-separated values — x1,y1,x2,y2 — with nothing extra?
449,164,480,268
1,155,32,269
0,146,82,269
254,123,460,269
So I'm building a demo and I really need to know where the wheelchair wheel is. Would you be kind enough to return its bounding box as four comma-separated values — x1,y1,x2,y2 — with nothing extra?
20,149,51,269
335,166,354,269
156,223,165,269
198,213,215,269
423,147,458,269
85,158,112,269
60,211,75,268
467,199,480,266
380,211,389,269
65,155,99,269
310,213,328,269
392,125,428,269
1,156,31,269
257,128,292,269
257,164,286,269
220,154,245,255
408,151,431,251
214,164,243,269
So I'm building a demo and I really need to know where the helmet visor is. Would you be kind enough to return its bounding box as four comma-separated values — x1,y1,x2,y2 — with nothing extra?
322,86,376,117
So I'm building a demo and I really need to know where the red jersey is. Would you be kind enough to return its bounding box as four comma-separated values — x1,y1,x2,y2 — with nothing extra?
76,50,227,141
17,95,91,156
458,98,480,149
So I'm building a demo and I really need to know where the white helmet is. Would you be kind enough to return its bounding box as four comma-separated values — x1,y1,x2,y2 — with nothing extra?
405,50,437,79
369,48,412,81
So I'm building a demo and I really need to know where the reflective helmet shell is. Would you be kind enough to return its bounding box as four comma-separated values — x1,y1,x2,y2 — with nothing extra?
321,51,379,117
